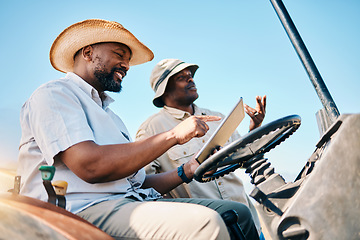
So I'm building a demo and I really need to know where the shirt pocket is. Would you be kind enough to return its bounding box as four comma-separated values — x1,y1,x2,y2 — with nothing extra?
167,139,202,166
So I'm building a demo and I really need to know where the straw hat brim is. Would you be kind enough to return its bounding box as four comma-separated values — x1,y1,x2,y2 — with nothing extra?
50,19,154,73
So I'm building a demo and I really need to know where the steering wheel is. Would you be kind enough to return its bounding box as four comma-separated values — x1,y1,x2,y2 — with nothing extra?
194,114,301,182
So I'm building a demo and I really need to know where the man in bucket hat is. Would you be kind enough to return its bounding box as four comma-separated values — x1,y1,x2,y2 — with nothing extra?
17,20,259,239
136,58,266,236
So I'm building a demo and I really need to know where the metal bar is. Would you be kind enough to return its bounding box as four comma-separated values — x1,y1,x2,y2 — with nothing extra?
43,180,57,205
269,0,340,123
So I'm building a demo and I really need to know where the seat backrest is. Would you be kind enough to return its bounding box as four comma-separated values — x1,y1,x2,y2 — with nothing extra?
0,168,19,193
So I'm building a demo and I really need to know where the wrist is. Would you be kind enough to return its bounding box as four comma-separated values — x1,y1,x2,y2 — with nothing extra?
177,163,193,184
165,130,179,145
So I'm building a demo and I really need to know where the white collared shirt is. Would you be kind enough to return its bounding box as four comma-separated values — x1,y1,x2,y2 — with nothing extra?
18,72,160,213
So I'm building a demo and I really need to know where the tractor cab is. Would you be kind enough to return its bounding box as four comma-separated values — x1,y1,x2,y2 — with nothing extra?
193,1,360,239
1,1,359,239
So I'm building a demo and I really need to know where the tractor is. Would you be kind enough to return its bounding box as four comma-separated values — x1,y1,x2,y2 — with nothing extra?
1,0,359,239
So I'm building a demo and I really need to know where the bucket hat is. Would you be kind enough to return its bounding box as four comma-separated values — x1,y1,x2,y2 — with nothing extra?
50,19,154,73
150,59,199,107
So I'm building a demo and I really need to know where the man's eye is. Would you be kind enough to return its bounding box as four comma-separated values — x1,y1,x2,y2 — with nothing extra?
115,52,123,58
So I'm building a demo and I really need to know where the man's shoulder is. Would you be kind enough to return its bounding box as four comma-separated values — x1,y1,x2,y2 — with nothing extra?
31,78,69,94
139,109,168,127
26,78,78,107
136,109,176,139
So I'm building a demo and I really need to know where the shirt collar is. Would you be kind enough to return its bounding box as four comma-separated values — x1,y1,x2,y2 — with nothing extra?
163,104,205,120
65,72,114,109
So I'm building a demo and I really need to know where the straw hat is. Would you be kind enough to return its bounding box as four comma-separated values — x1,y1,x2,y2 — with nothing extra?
50,19,154,73
150,59,199,107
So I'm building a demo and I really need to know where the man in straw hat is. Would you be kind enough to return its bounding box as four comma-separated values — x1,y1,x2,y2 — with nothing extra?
17,19,260,239
136,59,266,237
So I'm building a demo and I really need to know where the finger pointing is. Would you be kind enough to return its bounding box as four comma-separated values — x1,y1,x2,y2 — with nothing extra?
196,115,222,122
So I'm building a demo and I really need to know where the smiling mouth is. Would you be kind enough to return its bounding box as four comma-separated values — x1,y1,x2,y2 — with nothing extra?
114,71,124,82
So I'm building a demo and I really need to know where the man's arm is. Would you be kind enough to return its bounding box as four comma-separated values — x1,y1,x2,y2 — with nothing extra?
56,115,220,184
141,156,199,195
135,118,168,175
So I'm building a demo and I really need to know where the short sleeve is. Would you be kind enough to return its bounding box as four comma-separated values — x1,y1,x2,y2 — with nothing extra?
26,84,94,165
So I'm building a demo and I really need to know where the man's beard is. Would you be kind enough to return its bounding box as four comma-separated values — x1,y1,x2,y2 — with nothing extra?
94,65,124,92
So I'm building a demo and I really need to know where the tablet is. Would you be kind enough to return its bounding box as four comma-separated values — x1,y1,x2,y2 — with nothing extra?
195,98,245,164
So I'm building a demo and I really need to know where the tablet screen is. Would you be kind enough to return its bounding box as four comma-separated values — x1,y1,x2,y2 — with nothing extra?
195,98,245,164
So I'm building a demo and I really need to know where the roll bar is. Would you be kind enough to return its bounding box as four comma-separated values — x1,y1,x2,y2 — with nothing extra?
269,0,340,124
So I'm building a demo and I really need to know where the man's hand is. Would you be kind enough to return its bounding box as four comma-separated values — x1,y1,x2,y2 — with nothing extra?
171,115,221,145
244,95,266,131
182,146,220,181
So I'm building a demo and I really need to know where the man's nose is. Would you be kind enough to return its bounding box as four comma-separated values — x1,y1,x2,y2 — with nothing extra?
120,61,130,71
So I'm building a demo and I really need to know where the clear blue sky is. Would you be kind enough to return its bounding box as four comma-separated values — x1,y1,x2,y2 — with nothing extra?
1,1,359,185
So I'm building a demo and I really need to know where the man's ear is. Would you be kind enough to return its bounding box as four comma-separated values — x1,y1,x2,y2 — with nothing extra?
161,93,168,105
82,45,93,62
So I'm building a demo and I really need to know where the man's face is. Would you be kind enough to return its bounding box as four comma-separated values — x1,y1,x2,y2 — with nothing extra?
91,42,131,92
163,68,198,107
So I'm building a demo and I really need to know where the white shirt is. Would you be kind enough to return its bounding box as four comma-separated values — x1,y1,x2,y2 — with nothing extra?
18,72,160,213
